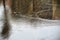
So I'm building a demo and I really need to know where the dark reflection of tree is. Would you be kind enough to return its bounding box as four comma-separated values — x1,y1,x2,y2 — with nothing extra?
1,0,10,39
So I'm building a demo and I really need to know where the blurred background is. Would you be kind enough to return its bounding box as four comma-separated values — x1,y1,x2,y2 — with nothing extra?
0,0,60,40
10,0,60,20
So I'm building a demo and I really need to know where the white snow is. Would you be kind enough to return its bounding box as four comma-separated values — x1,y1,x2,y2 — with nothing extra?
8,17,60,40
0,3,60,40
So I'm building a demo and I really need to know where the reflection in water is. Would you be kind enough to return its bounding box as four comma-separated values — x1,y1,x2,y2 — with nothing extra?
0,2,11,40
0,0,60,40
